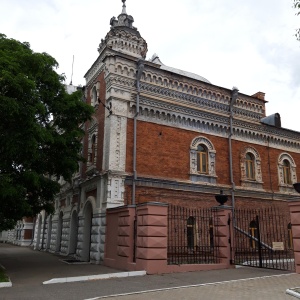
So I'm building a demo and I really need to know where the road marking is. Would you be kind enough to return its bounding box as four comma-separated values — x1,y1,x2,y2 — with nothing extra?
84,273,296,300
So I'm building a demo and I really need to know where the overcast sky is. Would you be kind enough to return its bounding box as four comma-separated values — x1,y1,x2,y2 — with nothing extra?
1,0,299,132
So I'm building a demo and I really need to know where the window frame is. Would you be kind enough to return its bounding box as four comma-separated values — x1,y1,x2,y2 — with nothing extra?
190,136,217,183
278,153,297,190
240,147,263,189
196,144,208,174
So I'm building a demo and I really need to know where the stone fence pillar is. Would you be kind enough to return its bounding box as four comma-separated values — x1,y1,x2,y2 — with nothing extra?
288,201,300,273
212,205,232,267
135,202,168,274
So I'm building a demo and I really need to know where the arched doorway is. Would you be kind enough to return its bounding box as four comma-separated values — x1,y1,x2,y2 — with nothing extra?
56,211,63,252
82,202,93,262
46,215,52,250
69,210,78,255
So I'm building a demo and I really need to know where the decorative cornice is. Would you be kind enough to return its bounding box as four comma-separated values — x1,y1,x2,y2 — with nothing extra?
128,97,300,152
139,82,264,122
124,175,299,201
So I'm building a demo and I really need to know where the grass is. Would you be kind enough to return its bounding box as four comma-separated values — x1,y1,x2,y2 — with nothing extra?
0,267,9,283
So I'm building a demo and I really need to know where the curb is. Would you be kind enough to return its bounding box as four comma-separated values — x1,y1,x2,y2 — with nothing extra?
0,264,12,288
0,281,12,288
286,288,300,299
43,270,146,285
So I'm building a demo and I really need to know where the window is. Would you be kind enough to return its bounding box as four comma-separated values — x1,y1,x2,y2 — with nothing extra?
87,117,98,172
92,87,97,106
197,145,208,174
245,153,255,180
187,216,196,251
89,81,100,107
91,134,96,164
190,136,216,183
249,220,258,249
278,153,297,191
283,160,291,184
240,147,263,189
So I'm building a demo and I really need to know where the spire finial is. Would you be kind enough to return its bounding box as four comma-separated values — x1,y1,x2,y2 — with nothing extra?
122,0,127,14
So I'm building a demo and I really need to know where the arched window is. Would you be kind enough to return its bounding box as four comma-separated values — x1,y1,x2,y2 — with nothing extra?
187,216,196,251
87,117,98,171
197,145,208,174
283,160,291,184
249,220,258,249
92,87,97,106
240,147,263,189
278,153,297,191
245,153,255,180
190,136,216,183
90,81,100,107
91,134,96,164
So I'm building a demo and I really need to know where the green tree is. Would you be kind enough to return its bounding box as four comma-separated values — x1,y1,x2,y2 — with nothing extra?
0,34,93,230
294,0,300,40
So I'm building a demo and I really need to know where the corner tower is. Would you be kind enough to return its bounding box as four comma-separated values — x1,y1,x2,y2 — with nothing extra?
98,0,148,59
84,0,146,210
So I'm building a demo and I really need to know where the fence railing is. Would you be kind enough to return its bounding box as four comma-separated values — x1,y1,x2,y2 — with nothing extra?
233,207,295,271
167,204,220,265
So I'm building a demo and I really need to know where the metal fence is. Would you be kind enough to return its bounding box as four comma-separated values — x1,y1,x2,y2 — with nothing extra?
233,207,295,271
167,205,220,265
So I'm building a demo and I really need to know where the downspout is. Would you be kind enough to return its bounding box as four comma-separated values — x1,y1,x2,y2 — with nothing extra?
132,59,144,205
267,136,274,199
229,87,239,210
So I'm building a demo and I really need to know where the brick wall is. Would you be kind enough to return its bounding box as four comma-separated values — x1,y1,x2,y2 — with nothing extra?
126,119,300,191
82,71,106,177
124,185,290,213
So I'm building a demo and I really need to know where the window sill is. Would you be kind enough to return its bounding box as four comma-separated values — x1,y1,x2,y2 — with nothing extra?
241,180,263,189
278,184,295,193
190,173,217,184
86,165,98,176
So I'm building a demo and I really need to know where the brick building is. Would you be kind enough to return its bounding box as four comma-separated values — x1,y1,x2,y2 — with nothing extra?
29,0,300,263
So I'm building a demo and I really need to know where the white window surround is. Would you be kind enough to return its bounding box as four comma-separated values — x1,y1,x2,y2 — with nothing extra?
89,81,100,107
190,136,217,183
240,146,263,189
278,153,297,190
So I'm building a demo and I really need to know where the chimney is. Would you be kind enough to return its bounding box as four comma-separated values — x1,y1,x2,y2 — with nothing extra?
251,91,265,101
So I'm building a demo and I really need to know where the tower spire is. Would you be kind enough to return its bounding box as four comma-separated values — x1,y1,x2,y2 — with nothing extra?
122,0,127,14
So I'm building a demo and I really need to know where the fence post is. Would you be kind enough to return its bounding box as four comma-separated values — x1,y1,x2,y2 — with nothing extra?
135,202,168,274
212,205,233,267
288,201,300,273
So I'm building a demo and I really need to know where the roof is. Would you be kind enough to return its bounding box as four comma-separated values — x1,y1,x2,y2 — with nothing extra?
149,54,211,84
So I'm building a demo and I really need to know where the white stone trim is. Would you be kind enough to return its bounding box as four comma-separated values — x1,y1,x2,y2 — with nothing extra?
240,146,263,189
278,153,297,191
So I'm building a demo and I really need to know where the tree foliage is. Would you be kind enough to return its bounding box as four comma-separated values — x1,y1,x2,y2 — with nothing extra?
294,0,300,40
0,34,93,230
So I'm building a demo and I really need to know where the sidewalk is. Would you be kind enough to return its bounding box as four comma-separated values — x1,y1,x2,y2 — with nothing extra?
0,243,133,286
1,243,300,300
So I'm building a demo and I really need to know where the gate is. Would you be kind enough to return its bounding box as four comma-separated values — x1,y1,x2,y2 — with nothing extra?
233,207,294,271
167,205,220,265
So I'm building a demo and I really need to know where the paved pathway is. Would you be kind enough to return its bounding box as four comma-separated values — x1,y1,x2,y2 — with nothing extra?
90,273,300,300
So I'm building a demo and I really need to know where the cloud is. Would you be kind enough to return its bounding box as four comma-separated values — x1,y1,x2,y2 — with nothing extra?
0,0,299,131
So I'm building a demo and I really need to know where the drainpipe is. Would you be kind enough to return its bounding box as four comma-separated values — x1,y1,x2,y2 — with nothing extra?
132,59,145,205
229,87,239,210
